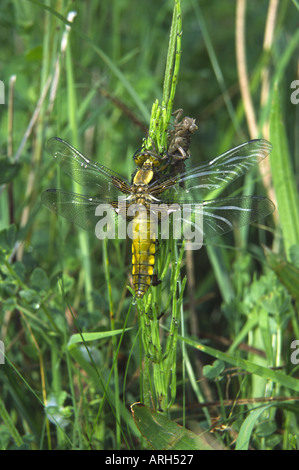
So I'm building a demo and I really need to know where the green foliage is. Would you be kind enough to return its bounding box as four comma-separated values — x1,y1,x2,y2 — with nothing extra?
0,0,298,451
0,160,21,185
131,402,217,450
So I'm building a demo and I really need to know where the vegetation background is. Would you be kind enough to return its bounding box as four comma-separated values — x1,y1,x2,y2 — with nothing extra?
0,0,299,450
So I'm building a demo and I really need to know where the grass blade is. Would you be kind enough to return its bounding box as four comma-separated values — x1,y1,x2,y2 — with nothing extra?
270,82,299,258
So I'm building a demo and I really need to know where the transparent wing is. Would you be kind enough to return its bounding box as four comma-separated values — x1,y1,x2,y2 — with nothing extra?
150,139,272,199
43,138,274,239
42,190,274,240
197,195,274,240
156,196,275,243
41,189,120,232
41,189,137,233
46,137,131,197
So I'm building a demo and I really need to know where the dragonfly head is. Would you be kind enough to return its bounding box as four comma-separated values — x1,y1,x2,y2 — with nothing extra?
133,149,162,168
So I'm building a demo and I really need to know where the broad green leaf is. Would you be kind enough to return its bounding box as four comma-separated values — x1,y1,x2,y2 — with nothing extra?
29,267,50,292
0,225,17,253
255,420,276,438
131,402,218,450
68,328,132,349
235,405,272,450
0,159,21,184
203,359,225,379
19,288,41,307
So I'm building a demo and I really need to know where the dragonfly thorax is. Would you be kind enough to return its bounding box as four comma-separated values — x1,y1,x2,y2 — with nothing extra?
132,167,155,187
129,168,160,207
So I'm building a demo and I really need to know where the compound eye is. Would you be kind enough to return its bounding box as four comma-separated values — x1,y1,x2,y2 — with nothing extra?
151,156,161,167
133,152,147,167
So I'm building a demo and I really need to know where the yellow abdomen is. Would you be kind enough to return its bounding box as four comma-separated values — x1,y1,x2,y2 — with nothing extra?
132,213,156,298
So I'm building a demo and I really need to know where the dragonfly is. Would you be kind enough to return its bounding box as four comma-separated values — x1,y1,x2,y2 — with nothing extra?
42,137,275,298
